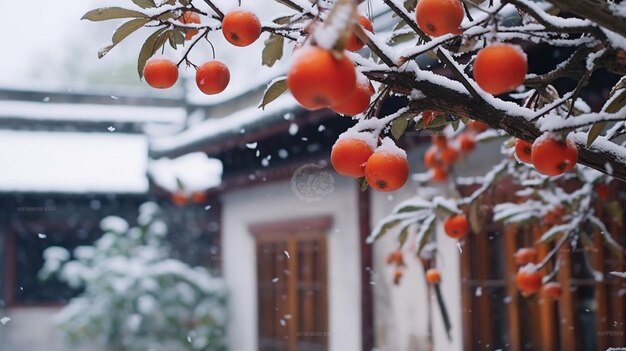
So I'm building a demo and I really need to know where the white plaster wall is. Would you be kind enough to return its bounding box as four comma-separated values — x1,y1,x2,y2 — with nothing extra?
220,174,362,351
0,307,100,351
370,138,504,351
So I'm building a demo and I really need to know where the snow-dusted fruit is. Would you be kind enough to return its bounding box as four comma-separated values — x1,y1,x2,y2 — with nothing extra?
426,268,441,284
346,15,374,52
432,166,448,182
514,247,538,266
443,214,468,239
516,267,542,295
541,282,562,300
531,135,578,176
331,138,374,177
514,138,533,164
364,146,409,192
457,133,476,152
287,46,357,110
196,61,230,95
331,77,375,116
473,44,528,95
467,120,488,133
440,145,459,165
415,0,464,37
424,146,442,169
221,9,262,47
180,11,201,40
144,59,178,89
386,250,405,266
171,192,188,206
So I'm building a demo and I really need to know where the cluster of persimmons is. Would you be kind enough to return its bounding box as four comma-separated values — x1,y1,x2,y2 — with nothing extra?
144,9,262,93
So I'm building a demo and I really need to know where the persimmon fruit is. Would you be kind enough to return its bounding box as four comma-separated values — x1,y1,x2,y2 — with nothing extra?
426,268,441,284
365,151,409,192
415,0,464,37
531,135,578,176
473,43,528,95
221,9,262,47
331,76,374,116
432,166,448,182
516,267,542,295
287,46,356,110
196,61,230,95
331,138,374,177
346,15,374,52
180,11,201,40
514,138,533,164
514,247,538,266
467,120,489,133
143,58,178,89
542,282,563,300
458,133,476,152
444,214,468,239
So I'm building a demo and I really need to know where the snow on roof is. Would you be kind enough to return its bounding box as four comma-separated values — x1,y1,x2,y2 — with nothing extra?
0,131,148,193
150,94,302,154
149,152,222,193
0,100,185,124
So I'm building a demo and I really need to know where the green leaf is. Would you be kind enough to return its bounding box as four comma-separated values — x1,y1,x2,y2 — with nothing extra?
275,0,303,11
388,31,416,45
262,34,284,68
132,0,156,8
258,77,287,109
391,117,409,140
137,27,169,79
82,7,148,21
605,85,626,114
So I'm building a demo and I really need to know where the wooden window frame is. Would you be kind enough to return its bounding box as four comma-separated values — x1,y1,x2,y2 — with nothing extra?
250,216,332,351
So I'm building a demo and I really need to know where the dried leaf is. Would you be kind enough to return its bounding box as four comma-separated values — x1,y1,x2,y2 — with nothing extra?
468,200,482,234
137,27,169,78
132,0,156,8
262,34,284,68
258,77,287,109
82,7,148,21
391,117,409,140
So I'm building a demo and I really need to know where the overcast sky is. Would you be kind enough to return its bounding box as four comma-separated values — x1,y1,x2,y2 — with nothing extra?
0,0,290,98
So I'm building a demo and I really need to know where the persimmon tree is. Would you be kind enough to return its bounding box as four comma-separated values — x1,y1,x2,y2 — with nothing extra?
84,0,626,340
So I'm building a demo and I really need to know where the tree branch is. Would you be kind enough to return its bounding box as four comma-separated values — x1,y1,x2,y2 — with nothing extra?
545,0,626,38
363,69,626,182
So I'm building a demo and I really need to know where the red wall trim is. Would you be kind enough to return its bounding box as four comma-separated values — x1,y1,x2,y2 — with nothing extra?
358,189,374,351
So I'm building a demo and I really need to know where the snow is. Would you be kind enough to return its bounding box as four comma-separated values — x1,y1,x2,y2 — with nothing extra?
601,28,626,51
0,131,148,193
312,0,354,50
0,317,11,325
375,137,407,158
149,152,223,193
150,94,301,153
101,216,130,234
0,100,185,124
336,130,378,150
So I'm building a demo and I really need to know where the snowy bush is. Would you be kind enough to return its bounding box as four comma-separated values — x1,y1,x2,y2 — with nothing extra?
40,202,227,351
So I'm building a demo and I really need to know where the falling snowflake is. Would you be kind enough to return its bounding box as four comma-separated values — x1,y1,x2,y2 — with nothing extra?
0,317,10,325
38,233,47,239
107,126,116,132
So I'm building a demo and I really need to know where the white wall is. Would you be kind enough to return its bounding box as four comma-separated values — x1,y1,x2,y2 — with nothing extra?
0,307,100,351
220,174,362,351
370,145,463,351
370,139,504,351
